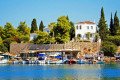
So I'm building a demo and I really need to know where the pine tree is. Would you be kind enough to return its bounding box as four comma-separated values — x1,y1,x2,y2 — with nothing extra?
39,20,44,31
98,7,108,41
114,11,119,35
30,18,38,33
109,13,114,36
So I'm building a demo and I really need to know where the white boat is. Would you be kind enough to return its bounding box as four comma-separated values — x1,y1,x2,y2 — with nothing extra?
12,61,22,64
0,56,8,64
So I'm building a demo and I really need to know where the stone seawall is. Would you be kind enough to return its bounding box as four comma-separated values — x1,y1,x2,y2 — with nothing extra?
10,42,99,55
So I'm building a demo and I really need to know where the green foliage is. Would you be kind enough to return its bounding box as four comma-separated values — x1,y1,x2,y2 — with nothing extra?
98,7,109,41
0,36,2,45
95,33,99,42
52,16,71,43
105,36,120,46
69,21,75,40
114,11,120,35
109,13,114,36
39,20,45,31
101,41,117,56
48,22,56,27
3,22,16,39
0,26,5,39
17,21,30,35
0,44,8,53
34,31,53,44
3,38,15,51
31,18,38,33
86,32,90,40
19,35,30,43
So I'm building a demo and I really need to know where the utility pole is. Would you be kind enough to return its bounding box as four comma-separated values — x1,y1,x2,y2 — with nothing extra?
36,43,37,57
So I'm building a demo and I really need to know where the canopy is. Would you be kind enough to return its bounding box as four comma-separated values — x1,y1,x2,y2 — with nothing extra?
36,53,45,56
54,56,62,58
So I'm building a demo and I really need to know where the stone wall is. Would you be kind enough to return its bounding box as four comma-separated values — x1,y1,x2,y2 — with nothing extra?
10,42,100,55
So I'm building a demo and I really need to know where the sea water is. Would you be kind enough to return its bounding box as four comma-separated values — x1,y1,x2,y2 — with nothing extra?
0,64,120,80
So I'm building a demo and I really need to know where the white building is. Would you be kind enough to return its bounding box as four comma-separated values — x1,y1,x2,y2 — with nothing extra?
75,21,97,42
30,33,37,41
43,26,52,33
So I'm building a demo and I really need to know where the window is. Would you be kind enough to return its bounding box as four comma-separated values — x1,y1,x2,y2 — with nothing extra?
91,26,93,29
76,25,78,29
80,25,82,29
87,26,89,29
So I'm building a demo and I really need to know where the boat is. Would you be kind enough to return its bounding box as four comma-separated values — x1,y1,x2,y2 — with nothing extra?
0,56,8,64
97,61,104,64
12,61,22,64
33,53,47,64
77,59,86,64
22,59,29,64
48,55,68,64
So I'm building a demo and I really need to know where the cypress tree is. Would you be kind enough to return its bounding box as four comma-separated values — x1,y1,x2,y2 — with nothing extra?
109,13,114,36
114,11,119,35
30,18,38,33
98,7,108,41
39,20,44,31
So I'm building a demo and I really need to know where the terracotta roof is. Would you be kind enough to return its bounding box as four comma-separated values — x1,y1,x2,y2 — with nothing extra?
44,27,53,29
76,21,95,24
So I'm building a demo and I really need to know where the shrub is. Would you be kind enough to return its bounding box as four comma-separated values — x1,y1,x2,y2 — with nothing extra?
101,41,117,56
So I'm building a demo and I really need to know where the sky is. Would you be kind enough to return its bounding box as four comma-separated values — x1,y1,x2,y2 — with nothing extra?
0,0,120,28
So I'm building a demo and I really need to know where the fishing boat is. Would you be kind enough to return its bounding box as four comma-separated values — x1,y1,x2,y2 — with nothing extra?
48,55,68,64
0,56,8,64
33,53,47,64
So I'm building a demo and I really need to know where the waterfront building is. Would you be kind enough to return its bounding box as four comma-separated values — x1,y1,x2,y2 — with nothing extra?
75,21,97,42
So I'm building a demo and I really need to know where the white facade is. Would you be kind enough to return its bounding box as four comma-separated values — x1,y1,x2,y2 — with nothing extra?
75,21,97,42
30,33,37,41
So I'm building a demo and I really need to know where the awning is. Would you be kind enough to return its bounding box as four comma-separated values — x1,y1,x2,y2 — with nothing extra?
36,53,45,56
54,56,62,58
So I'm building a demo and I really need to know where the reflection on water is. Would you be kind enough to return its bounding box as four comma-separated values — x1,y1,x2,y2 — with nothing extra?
0,64,120,80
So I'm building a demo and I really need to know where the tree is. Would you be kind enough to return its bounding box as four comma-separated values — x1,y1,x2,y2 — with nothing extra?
30,18,38,33
19,35,30,43
98,7,109,41
34,31,53,44
48,22,56,27
114,11,120,35
109,13,114,36
52,16,71,43
3,38,15,51
39,20,45,31
0,44,8,53
0,36,2,45
95,33,99,42
101,41,117,56
17,21,30,35
66,15,69,21
86,32,90,40
3,22,16,39
69,21,75,40
0,26,5,39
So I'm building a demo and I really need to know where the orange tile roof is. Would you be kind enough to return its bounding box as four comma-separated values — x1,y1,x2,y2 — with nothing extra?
44,26,53,29
76,21,95,24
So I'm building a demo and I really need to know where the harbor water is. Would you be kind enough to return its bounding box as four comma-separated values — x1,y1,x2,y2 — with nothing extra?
0,64,120,80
